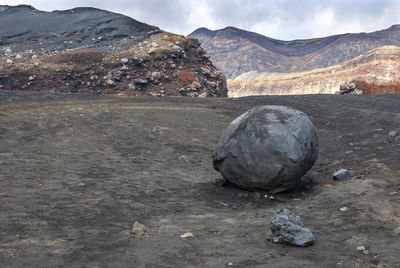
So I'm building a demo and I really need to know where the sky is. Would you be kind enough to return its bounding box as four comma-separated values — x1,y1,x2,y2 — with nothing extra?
1,0,400,40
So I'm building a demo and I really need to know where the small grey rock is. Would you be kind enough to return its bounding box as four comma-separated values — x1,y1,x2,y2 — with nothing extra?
254,192,262,199
388,130,399,143
270,209,315,247
333,168,351,180
131,221,146,236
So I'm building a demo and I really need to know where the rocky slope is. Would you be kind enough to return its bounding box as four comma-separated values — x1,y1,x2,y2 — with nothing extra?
228,46,400,97
0,5,227,97
189,25,400,79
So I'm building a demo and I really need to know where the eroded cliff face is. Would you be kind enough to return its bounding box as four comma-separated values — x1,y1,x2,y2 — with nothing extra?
0,5,227,97
228,46,400,97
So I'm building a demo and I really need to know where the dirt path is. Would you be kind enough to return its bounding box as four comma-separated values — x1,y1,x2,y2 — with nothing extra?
0,91,399,267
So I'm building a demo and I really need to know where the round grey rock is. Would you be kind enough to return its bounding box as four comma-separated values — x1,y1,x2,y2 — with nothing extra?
212,105,318,192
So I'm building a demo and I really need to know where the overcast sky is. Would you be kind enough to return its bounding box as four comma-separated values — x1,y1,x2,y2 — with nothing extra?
1,0,400,40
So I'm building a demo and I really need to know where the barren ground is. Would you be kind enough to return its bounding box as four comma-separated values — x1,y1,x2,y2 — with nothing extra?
0,91,399,268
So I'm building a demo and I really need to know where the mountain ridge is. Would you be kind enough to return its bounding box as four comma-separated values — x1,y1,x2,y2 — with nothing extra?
189,24,400,78
0,5,160,51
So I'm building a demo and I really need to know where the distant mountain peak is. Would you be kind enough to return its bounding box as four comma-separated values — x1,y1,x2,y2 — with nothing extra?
189,27,214,37
0,4,36,10
193,27,212,32
222,26,239,31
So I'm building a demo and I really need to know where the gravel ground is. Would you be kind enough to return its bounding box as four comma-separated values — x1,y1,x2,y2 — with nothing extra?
0,91,399,267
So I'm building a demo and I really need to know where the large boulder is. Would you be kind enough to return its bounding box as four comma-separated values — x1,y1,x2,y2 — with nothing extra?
212,106,318,192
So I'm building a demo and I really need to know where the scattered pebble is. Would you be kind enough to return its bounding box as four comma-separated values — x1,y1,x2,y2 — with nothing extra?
333,169,351,180
388,130,399,142
76,182,87,187
363,250,369,255
180,232,194,239
339,207,349,212
357,246,366,251
227,262,233,266
219,202,229,207
390,192,398,195
131,221,147,236
254,192,261,199
323,184,334,188
393,226,400,234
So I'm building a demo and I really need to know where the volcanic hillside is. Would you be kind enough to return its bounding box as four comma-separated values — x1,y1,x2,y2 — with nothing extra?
189,25,400,79
0,5,227,97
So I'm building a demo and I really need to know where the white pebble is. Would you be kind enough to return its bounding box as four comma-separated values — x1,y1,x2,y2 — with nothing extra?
357,246,366,251
180,232,194,239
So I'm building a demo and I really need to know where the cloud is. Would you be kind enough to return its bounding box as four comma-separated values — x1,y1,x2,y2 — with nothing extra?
1,0,399,40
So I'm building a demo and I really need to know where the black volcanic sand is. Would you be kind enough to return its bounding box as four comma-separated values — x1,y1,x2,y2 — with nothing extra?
0,91,399,267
